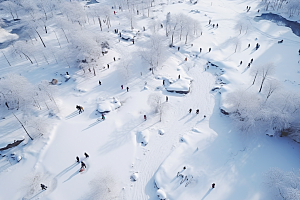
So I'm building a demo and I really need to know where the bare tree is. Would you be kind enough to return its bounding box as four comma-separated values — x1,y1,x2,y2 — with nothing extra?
264,79,281,101
258,63,276,93
147,93,169,121
141,34,167,73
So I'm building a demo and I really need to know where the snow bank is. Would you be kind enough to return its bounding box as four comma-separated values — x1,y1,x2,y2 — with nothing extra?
136,130,149,146
157,189,167,199
130,172,139,181
165,78,191,94
0,28,18,43
158,129,165,135
97,97,121,113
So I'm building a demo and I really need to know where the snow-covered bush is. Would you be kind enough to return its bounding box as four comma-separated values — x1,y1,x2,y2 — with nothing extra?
157,189,167,200
136,130,149,146
223,87,300,135
265,168,300,200
97,97,121,113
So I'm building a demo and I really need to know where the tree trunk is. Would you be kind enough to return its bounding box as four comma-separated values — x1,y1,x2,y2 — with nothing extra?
2,51,11,66
98,17,102,31
252,72,258,85
61,28,69,43
54,31,61,48
259,77,266,93
35,30,46,47
12,112,33,140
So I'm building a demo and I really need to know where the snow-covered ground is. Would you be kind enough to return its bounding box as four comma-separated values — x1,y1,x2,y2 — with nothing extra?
0,0,299,200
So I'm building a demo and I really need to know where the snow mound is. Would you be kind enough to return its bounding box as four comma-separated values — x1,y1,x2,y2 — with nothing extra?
156,189,167,199
158,129,165,135
166,78,191,94
130,172,139,181
136,130,149,146
97,97,121,113
191,128,201,133
0,28,18,43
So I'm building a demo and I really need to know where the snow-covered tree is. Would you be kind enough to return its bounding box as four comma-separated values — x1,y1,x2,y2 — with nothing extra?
141,34,167,73
147,93,169,121
258,63,276,93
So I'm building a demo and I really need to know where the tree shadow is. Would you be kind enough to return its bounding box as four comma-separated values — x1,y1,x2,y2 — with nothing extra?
65,111,79,120
55,162,79,179
201,188,213,200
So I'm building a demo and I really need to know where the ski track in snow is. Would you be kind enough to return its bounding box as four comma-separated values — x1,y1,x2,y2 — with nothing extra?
128,61,216,199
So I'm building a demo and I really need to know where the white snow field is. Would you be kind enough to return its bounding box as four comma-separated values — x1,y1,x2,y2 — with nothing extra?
0,0,299,200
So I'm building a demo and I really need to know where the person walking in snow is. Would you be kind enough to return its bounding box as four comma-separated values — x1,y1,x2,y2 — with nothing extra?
84,152,89,158
209,19,211,24
126,87,129,92
240,61,242,65
248,44,250,48
144,115,147,121
99,80,101,85
107,64,109,69
256,43,260,50
76,156,80,163
216,23,218,28
78,106,84,114
213,24,215,28
166,96,168,102
209,48,211,52
102,114,105,120
81,161,86,169
76,105,83,114
178,47,180,51
132,39,134,44
113,57,116,61
247,63,251,68
41,184,47,190
121,85,123,89
189,108,192,113
299,49,300,55
196,109,199,114
178,74,180,79
200,48,202,52
250,58,253,63
212,183,215,188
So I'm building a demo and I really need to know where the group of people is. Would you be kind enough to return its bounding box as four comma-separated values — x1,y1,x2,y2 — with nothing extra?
189,108,200,114
121,85,129,92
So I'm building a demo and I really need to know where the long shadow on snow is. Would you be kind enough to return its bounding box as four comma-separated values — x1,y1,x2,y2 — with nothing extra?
63,170,80,183
65,111,80,120
55,162,79,179
0,121,21,139
201,188,213,200
28,190,44,200
82,119,102,131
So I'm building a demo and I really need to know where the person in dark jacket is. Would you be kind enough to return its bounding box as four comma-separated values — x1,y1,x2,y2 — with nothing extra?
41,184,47,190
76,156,80,163
189,108,192,113
84,152,89,158
81,161,86,169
